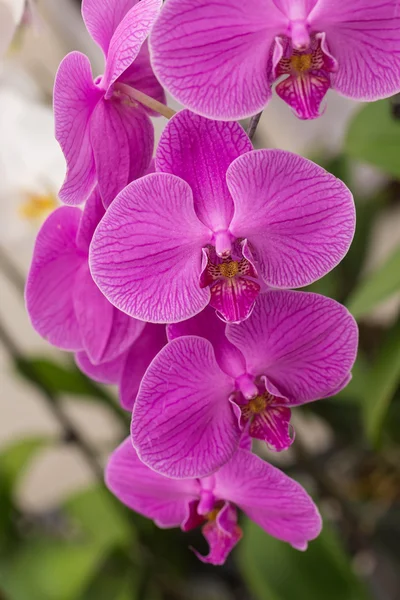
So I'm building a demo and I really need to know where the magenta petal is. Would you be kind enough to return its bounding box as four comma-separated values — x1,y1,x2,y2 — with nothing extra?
102,0,162,93
119,40,166,116
90,99,153,208
76,187,105,252
194,503,242,565
82,0,139,56
106,438,200,528
73,263,114,364
75,351,124,385
156,110,252,231
215,449,322,549
310,1,400,101
54,52,102,205
226,291,358,404
26,208,83,350
248,405,293,451
90,173,212,323
167,305,247,379
150,0,285,119
131,336,240,478
209,277,260,324
276,71,330,120
227,150,355,288
120,324,167,411
102,308,146,365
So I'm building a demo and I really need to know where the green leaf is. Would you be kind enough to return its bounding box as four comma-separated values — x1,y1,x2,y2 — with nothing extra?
63,486,134,550
237,519,371,600
345,100,400,178
362,319,400,445
346,245,400,318
78,549,139,600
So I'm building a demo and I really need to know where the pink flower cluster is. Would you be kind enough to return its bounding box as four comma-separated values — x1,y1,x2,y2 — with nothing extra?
26,0,400,565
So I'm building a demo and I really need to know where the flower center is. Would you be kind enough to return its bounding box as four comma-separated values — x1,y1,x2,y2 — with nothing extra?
18,192,58,222
219,260,239,278
290,52,312,73
247,391,274,414
205,507,220,521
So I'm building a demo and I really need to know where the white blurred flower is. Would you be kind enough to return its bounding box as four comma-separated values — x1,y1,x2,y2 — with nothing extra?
0,78,65,250
0,0,25,58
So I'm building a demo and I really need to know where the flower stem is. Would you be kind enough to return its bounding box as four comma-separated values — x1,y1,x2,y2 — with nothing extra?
115,83,176,119
247,111,263,140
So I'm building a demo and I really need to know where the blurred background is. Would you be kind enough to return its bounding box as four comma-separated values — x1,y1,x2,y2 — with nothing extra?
0,1,399,599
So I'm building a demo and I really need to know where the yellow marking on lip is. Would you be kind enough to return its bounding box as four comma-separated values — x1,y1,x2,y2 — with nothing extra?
219,261,239,278
290,53,312,73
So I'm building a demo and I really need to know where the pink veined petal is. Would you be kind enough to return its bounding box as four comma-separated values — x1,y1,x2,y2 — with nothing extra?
75,350,124,385
167,305,247,379
275,71,330,119
90,173,212,323
226,291,358,404
227,150,355,288
150,0,286,120
156,110,252,231
90,98,153,208
131,336,240,478
215,448,322,549
25,208,83,350
102,308,146,365
194,503,242,565
245,404,293,451
82,0,139,56
72,262,114,364
102,0,162,94
309,0,400,101
54,52,102,205
120,324,167,411
106,438,200,528
76,187,105,252
119,40,166,117
209,277,260,324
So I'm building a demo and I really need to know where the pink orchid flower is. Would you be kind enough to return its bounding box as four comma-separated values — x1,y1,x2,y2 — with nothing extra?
131,291,358,479
106,438,322,565
90,110,355,324
26,188,144,364
54,0,163,206
76,323,167,411
150,0,400,120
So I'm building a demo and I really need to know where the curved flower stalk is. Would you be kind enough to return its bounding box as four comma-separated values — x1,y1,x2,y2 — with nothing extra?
76,323,167,411
150,0,400,120
25,188,145,364
90,110,355,324
131,291,358,478
54,0,164,206
107,438,322,565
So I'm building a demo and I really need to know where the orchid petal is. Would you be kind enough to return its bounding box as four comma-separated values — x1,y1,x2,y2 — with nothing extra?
226,291,358,404
90,99,153,208
209,277,260,324
194,503,242,565
54,52,101,205
120,324,167,411
75,351,124,385
227,150,355,288
106,438,200,528
26,208,83,350
82,0,139,56
310,0,400,101
167,305,247,379
90,173,212,323
131,336,240,478
150,0,286,119
119,40,166,117
215,449,322,549
102,0,162,93
72,262,114,364
102,309,146,365
76,187,105,252
241,402,293,451
156,110,252,231
275,71,330,120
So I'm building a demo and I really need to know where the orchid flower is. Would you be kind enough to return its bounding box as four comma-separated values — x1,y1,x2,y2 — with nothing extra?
90,110,355,324
131,291,358,478
54,0,164,207
150,0,400,120
76,323,167,411
26,188,145,363
107,438,322,565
